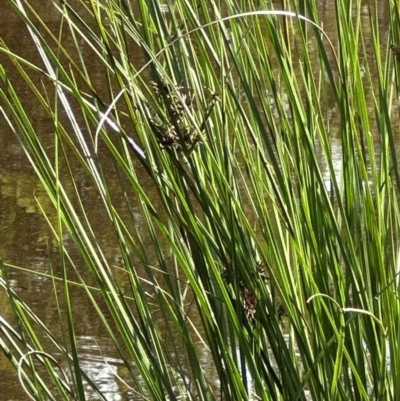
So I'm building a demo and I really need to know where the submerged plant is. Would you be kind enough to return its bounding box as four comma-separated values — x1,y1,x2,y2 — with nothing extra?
0,0,400,400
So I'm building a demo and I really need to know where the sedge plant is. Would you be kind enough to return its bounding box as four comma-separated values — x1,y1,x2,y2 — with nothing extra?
0,0,399,400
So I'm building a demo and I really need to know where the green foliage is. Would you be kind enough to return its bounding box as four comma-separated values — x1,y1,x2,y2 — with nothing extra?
0,0,399,399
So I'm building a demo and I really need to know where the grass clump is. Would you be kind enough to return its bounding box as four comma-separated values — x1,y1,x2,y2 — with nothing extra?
0,0,400,400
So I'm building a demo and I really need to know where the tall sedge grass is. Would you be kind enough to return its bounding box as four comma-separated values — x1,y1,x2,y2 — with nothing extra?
0,0,399,399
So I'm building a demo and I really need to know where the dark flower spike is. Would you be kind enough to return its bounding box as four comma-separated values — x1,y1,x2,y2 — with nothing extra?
391,44,400,62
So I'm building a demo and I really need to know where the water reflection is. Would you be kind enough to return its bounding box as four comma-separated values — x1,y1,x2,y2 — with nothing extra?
76,336,126,401
0,0,396,399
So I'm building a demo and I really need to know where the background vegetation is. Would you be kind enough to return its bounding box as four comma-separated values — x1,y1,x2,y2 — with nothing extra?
0,0,399,400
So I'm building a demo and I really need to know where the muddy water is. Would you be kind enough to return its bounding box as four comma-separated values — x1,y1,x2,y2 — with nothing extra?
0,1,393,399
